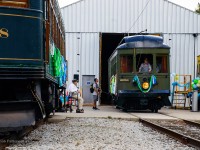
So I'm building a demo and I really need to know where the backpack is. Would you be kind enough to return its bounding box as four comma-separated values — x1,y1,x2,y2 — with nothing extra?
90,83,94,93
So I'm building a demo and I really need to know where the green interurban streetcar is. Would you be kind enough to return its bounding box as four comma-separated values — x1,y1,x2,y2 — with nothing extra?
108,35,171,112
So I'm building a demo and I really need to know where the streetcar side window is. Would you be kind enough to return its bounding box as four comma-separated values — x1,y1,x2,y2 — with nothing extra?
156,56,168,73
120,55,133,73
0,0,29,8
111,57,117,76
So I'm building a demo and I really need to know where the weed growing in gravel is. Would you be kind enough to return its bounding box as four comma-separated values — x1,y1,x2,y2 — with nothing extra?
108,116,112,119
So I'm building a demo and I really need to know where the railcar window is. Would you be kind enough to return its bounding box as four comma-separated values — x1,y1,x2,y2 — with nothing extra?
156,56,168,73
111,57,117,76
0,0,28,8
120,55,133,73
136,54,153,72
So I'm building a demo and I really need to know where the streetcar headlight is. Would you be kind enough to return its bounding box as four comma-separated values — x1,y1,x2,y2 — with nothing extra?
142,82,149,89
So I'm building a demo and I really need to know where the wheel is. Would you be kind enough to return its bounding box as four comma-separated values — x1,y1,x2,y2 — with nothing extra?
123,108,128,112
45,103,53,117
110,94,116,105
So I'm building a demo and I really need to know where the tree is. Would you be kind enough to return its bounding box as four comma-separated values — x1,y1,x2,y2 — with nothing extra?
195,3,200,14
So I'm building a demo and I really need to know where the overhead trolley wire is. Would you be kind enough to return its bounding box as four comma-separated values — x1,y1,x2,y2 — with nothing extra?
115,0,152,47
126,0,151,35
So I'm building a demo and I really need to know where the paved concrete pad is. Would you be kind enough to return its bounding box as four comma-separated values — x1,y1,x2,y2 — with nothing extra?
48,106,138,123
48,106,200,123
159,107,200,121
129,112,177,120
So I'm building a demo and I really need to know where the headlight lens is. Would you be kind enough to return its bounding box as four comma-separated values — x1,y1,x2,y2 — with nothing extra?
142,82,149,89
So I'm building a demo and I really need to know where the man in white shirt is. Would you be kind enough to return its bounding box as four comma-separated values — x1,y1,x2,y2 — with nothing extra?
92,78,100,110
68,79,84,113
139,58,152,73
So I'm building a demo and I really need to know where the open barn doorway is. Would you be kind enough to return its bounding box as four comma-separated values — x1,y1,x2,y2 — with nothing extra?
100,33,133,104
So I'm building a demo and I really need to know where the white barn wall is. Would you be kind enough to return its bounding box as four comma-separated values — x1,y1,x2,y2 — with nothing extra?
65,33,100,87
163,34,198,76
62,0,200,88
62,0,200,33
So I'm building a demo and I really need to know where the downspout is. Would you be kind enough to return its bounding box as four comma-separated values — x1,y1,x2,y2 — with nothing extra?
193,33,198,78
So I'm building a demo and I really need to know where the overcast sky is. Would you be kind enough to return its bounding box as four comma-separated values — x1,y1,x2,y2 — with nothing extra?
58,0,200,11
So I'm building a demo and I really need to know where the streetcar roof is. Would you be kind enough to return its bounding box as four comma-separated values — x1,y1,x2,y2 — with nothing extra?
117,35,170,49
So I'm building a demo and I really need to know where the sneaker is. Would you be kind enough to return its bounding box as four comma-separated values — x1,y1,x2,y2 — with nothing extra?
76,109,84,113
93,107,100,110
76,109,81,113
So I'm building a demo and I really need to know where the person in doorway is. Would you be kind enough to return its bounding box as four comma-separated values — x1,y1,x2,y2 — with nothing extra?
68,79,84,113
93,78,101,110
139,58,152,73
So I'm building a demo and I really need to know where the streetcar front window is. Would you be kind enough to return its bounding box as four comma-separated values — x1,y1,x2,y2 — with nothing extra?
0,0,28,8
156,56,168,73
136,54,153,73
120,55,133,73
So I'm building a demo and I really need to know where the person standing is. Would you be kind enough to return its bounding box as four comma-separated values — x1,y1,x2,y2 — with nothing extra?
93,78,100,110
68,79,84,113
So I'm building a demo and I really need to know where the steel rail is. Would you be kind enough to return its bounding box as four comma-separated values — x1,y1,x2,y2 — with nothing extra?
158,112,200,128
139,118,200,149
183,119,200,128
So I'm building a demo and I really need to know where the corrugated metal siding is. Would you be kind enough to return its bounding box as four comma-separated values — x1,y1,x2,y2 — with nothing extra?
163,34,196,75
65,33,100,86
163,33,200,89
62,0,200,88
61,0,200,33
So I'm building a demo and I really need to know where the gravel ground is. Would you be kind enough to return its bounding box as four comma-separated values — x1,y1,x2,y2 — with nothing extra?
5,118,195,150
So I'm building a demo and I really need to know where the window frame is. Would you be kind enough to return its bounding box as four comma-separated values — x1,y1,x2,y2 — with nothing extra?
155,55,169,74
136,53,153,73
119,54,134,74
111,56,117,76
0,0,29,8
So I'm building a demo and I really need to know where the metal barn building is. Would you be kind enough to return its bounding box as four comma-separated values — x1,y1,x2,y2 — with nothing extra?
61,0,200,103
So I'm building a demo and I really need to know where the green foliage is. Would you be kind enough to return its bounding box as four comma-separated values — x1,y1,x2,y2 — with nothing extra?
195,3,200,14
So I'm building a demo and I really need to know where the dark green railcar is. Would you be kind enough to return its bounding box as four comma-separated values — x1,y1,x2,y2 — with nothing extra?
109,35,171,112
0,0,67,129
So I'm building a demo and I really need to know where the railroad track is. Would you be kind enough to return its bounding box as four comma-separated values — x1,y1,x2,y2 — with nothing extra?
127,112,200,149
158,112,200,128
139,118,200,149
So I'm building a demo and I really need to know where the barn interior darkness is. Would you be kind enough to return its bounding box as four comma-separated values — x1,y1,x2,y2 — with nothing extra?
101,33,133,104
